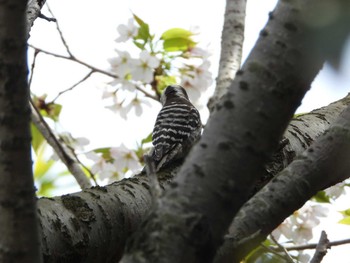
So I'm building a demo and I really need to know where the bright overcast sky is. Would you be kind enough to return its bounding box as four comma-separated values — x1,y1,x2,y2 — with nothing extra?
28,1,350,261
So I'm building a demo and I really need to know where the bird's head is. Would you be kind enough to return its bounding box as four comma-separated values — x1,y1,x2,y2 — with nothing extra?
160,85,189,105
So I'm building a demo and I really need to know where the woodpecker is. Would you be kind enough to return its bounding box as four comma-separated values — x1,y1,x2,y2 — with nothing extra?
149,84,202,171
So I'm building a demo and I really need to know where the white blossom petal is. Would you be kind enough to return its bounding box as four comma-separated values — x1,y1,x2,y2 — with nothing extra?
115,18,138,43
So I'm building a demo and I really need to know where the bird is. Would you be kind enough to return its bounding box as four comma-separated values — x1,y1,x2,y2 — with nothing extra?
148,84,202,172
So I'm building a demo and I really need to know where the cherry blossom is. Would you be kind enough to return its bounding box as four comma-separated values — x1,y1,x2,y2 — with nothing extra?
86,152,117,180
105,96,131,119
181,75,201,101
108,50,133,77
131,96,152,116
272,203,329,245
325,182,346,199
115,18,138,43
190,60,213,89
110,144,142,173
131,50,160,83
59,132,89,151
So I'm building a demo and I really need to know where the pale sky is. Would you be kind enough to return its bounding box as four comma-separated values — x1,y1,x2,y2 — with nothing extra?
28,1,350,261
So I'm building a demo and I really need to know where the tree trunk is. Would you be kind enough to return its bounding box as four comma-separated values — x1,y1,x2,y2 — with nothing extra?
120,0,350,262
0,0,42,262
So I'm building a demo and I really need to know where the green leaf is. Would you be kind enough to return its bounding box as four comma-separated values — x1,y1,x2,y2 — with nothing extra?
133,40,145,50
33,145,55,179
161,28,193,40
132,14,150,42
163,38,196,52
156,75,177,92
141,133,152,145
137,23,150,41
31,123,45,154
133,13,145,26
37,180,55,197
340,208,350,216
312,191,331,203
339,216,350,225
40,102,62,121
93,147,112,160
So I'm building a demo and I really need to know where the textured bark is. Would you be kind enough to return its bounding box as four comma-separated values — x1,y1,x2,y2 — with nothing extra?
208,0,247,111
26,0,47,36
0,0,42,262
121,1,334,262
215,104,350,263
255,93,350,192
32,96,347,262
38,169,177,263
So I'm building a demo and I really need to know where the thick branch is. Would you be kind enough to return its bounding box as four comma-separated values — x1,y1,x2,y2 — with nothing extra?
0,0,42,262
36,96,346,262
208,0,246,111
255,93,350,192
215,104,350,262
38,169,177,262
121,0,336,262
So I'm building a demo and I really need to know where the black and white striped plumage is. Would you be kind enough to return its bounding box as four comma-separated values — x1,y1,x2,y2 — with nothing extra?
151,85,202,171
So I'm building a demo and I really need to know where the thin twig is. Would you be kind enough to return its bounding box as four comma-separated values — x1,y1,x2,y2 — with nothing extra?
279,237,350,251
270,234,296,263
28,49,39,89
38,13,56,22
52,70,94,102
64,144,98,186
260,243,295,262
46,4,74,57
30,99,91,189
29,45,159,101
310,231,329,263
35,6,159,102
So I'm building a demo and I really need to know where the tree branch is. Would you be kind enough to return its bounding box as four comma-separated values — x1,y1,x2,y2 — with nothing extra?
283,237,350,251
51,70,94,102
38,168,178,262
254,93,350,193
29,45,159,101
30,100,92,189
26,0,47,36
208,0,246,111
310,231,329,263
120,0,334,261
215,103,350,262
270,234,295,263
35,95,349,261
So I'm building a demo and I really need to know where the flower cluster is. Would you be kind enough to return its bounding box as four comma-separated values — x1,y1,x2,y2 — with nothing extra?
86,144,142,182
103,15,213,120
90,15,214,181
272,203,329,244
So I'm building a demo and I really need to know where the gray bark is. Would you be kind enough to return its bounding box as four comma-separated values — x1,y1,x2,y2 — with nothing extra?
26,0,47,36
120,0,349,262
256,93,350,192
208,0,247,111
38,169,178,262
215,103,350,262
33,95,349,262
0,0,42,262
